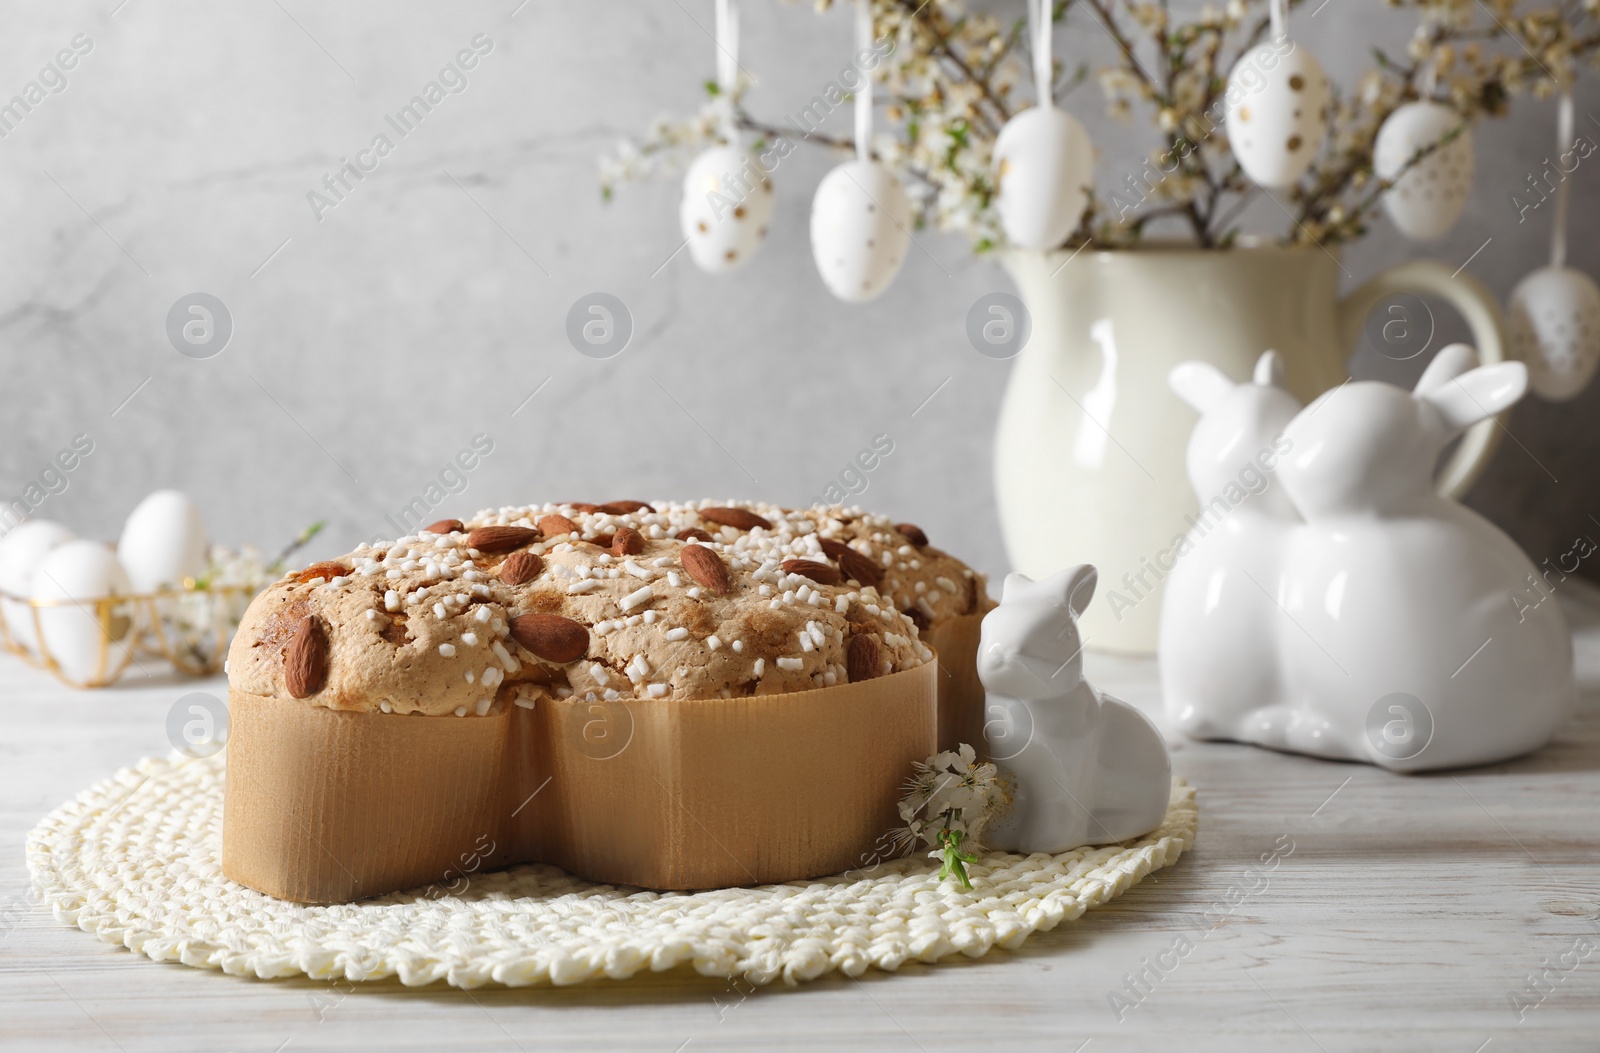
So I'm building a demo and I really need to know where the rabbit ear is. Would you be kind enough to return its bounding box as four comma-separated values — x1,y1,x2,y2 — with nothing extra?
1170,362,1235,413
1001,572,1036,602
1414,343,1480,396
1419,361,1529,434
1253,350,1286,388
1052,564,1098,619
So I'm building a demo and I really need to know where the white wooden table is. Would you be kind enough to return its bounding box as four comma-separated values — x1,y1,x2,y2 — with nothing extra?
4,587,1600,1053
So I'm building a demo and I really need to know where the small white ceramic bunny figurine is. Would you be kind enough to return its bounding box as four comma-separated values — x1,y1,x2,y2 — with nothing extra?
980,565,1171,853
1268,345,1575,770
1161,351,1303,740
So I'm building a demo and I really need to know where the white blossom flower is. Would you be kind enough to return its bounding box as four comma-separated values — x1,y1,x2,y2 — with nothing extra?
895,742,1009,888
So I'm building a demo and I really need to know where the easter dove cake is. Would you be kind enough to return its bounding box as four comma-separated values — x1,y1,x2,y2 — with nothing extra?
224,501,992,902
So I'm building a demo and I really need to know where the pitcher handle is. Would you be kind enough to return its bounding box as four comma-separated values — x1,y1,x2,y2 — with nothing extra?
1336,260,1509,498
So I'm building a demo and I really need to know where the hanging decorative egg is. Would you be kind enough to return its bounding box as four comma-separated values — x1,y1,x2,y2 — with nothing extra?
809,159,911,303
993,105,1094,250
1224,42,1329,188
679,144,773,274
1509,266,1600,401
1374,100,1474,241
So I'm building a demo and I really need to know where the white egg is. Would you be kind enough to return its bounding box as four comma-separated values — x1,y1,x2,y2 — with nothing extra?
1224,41,1329,188
993,105,1094,251
1509,265,1600,401
809,159,912,303
679,145,774,274
1374,100,1474,242
0,519,76,655
118,489,209,593
32,539,136,685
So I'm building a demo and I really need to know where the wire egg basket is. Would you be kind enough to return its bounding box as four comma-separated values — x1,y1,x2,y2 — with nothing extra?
0,579,262,689
0,522,321,689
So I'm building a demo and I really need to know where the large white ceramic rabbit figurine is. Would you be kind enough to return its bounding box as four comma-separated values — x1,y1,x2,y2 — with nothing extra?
1271,346,1574,770
1161,351,1303,741
980,565,1171,853
1160,344,1575,771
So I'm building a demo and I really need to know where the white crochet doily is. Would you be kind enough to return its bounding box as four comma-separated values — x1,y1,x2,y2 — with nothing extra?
27,753,1197,988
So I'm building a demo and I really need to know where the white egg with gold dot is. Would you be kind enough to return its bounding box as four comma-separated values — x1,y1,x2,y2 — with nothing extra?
1374,100,1474,242
993,105,1094,251
1510,265,1600,401
679,145,773,274
809,159,912,303
1224,40,1329,189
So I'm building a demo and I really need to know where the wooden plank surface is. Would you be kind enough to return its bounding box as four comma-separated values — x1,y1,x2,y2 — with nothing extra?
3,588,1599,1052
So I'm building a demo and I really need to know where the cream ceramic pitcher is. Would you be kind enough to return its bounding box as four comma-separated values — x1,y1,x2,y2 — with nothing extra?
995,243,1508,655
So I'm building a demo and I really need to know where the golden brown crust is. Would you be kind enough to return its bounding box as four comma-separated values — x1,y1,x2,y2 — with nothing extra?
227,501,989,716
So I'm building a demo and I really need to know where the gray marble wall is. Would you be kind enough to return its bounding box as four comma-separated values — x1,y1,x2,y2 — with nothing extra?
0,0,1594,590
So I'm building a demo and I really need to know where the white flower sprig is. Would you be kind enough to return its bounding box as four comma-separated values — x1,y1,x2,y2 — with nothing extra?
598,78,749,201
897,743,1009,889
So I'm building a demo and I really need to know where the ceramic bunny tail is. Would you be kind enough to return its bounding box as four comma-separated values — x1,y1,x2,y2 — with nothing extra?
978,565,1172,854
